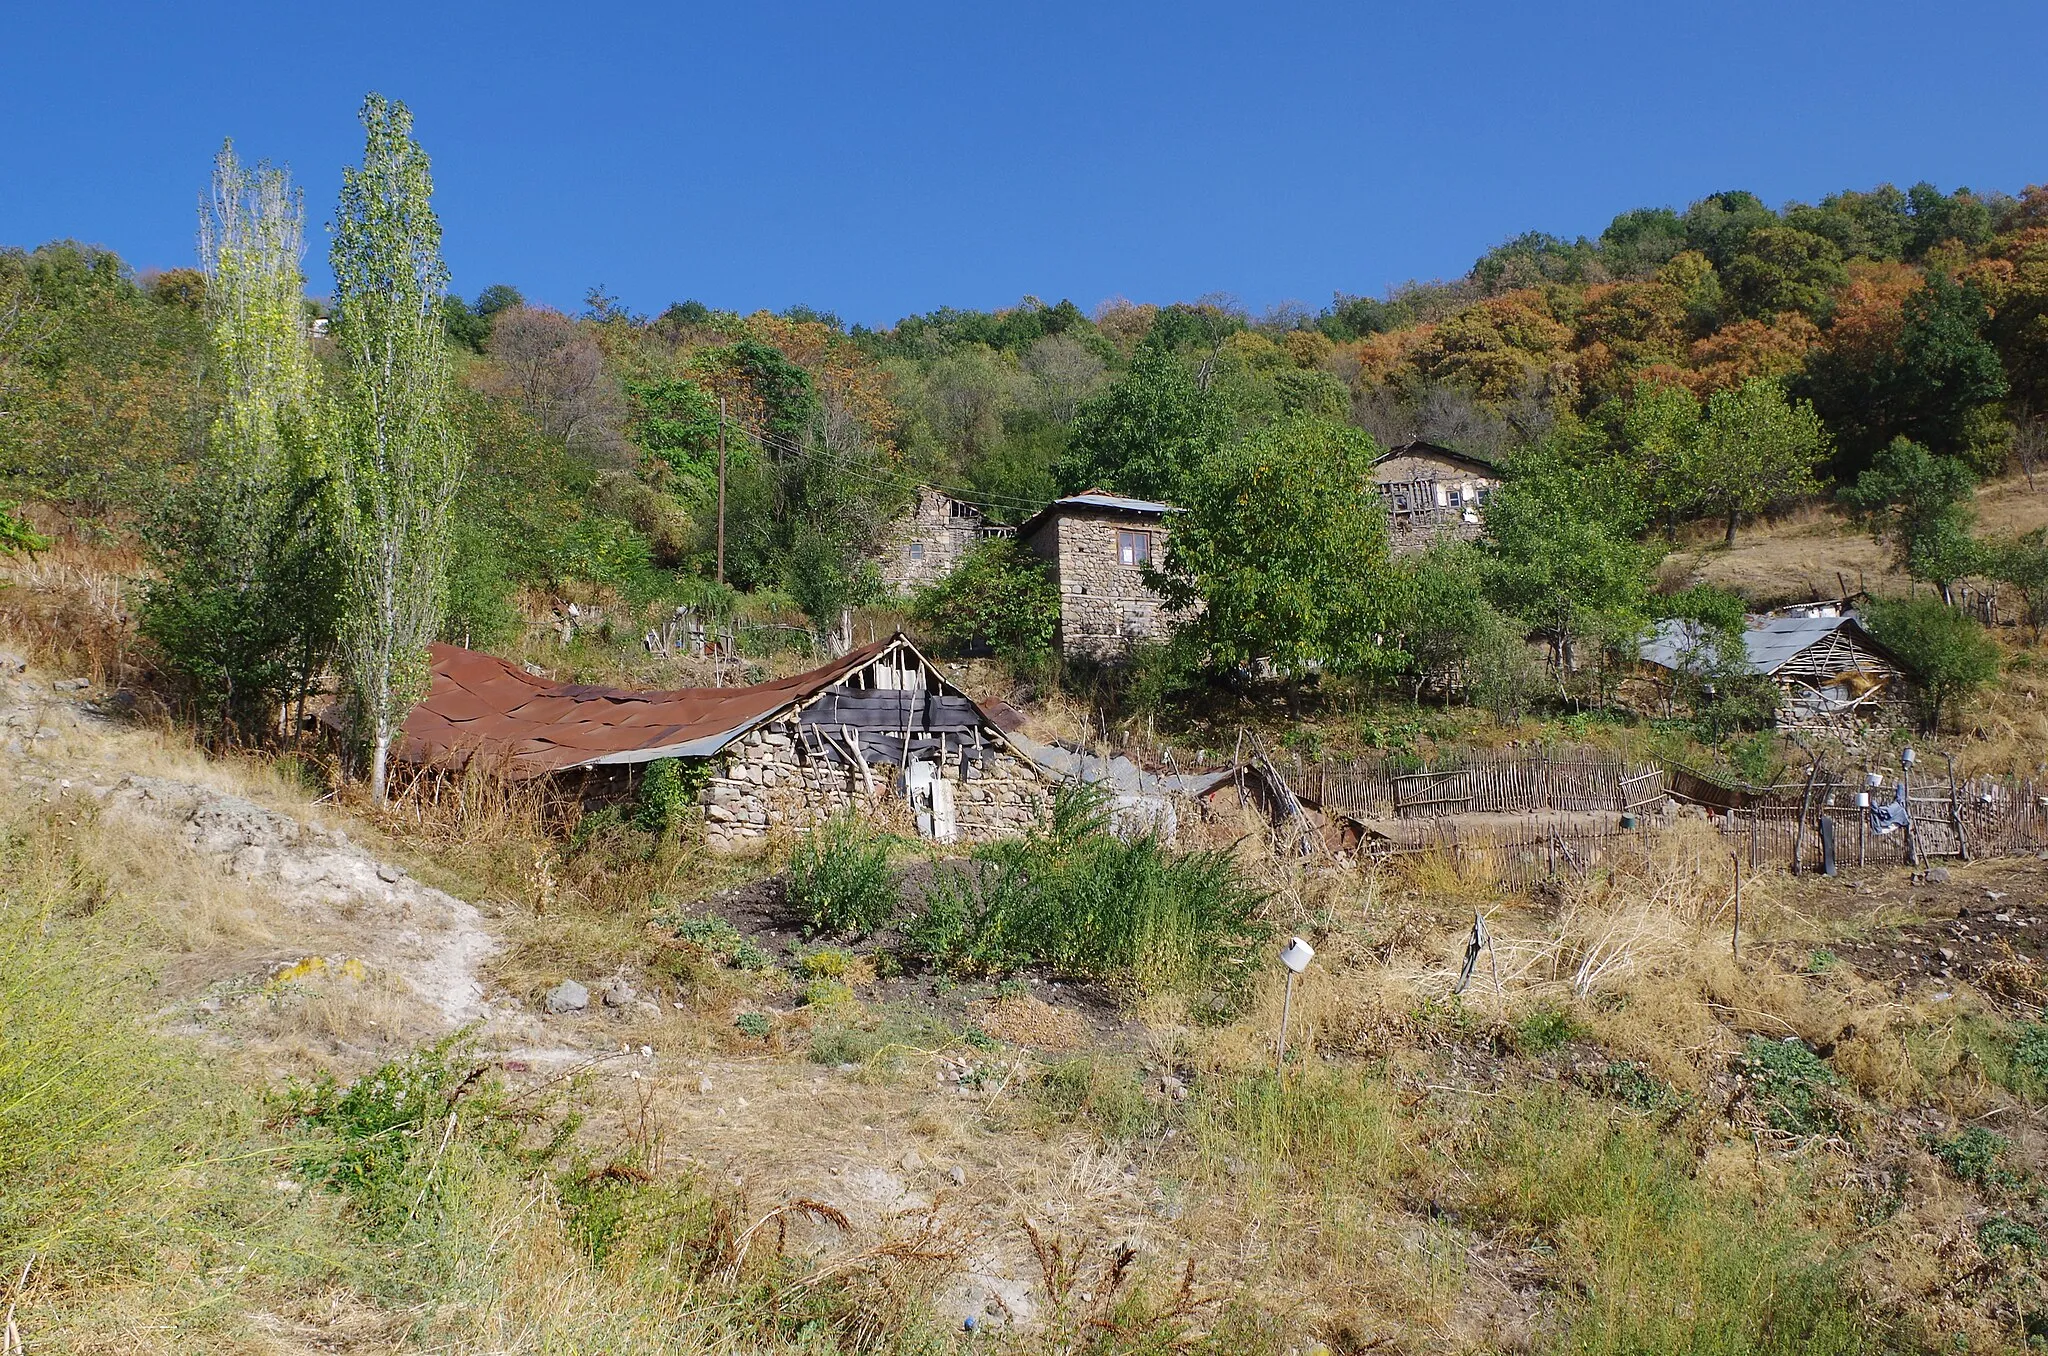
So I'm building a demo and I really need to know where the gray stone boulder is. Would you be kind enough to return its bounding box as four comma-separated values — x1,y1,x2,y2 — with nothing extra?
544,979,590,1014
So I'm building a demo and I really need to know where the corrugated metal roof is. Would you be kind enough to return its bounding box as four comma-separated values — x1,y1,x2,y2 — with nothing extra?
1639,619,1710,671
1052,492,1181,516
1016,489,1182,539
1640,614,1885,677
381,635,961,779
1742,615,1860,674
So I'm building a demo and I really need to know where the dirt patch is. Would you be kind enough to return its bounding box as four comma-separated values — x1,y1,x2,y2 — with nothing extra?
970,994,1089,1050
1789,856,2048,1002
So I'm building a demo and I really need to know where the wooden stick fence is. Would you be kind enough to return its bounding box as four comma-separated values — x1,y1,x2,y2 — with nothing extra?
1292,747,2048,879
1285,748,1665,820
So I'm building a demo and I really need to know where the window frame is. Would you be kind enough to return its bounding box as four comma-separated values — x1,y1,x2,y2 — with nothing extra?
1117,529,1152,567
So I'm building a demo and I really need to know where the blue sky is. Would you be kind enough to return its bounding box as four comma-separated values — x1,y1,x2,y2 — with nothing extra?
6,1,2046,327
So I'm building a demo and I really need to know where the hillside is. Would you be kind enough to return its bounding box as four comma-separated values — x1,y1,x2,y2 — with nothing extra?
1664,473,2048,606
11,621,2048,1352
13,101,2048,1354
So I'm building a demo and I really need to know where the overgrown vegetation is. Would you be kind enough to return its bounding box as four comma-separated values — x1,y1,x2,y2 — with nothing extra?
786,812,896,936
906,786,1268,1013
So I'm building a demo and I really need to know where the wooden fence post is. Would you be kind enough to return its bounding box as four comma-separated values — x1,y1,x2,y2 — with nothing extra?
1731,851,1743,961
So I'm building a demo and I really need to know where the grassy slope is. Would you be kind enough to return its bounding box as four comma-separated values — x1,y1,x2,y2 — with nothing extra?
1663,475,2048,606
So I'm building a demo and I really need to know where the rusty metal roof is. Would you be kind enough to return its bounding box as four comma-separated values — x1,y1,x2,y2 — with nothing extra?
396,637,902,779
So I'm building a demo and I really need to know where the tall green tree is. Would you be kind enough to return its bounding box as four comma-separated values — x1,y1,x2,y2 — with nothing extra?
140,143,333,737
1984,528,2048,639
1681,378,1830,544
1838,437,1980,594
1799,274,2009,475
328,94,464,800
1055,346,1227,504
1863,595,2000,731
1154,416,1407,684
1484,427,1658,685
1720,225,1846,320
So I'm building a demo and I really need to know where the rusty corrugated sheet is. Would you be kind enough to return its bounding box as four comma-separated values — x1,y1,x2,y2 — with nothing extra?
391,638,898,779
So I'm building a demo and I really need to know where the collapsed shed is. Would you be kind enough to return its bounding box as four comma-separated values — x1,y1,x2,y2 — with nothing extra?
392,635,1047,850
1638,613,1910,731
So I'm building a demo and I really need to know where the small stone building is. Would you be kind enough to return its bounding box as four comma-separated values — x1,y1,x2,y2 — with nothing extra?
392,636,1045,851
1638,613,1910,732
1371,441,1499,554
878,488,1015,593
1018,490,1180,661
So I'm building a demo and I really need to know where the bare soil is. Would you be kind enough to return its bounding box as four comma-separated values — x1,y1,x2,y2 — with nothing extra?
1788,854,2048,1001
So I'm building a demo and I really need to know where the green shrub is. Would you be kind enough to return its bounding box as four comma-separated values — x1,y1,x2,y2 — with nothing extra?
797,948,863,980
734,1011,771,1039
1863,594,2002,731
1742,1037,1840,1136
909,537,1060,674
2013,1021,2048,1088
660,910,772,971
799,978,855,1010
905,785,1268,1013
1513,1003,1586,1055
1930,1126,2015,1190
1805,947,1837,973
1978,1215,2041,1256
787,813,895,936
1598,1060,1676,1112
280,1033,559,1237
633,758,710,835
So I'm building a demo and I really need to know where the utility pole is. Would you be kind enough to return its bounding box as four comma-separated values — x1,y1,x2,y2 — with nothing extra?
716,395,727,587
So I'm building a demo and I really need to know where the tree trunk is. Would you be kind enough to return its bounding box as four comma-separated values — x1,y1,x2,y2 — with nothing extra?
370,708,390,801
1724,507,1739,546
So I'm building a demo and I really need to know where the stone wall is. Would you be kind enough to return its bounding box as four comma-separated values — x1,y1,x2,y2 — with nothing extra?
1024,509,1173,661
699,713,1046,853
1372,452,1497,556
877,489,1013,593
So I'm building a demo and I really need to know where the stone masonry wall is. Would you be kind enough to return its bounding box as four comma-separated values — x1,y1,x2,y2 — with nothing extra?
877,489,1011,593
1025,510,1173,661
699,713,1046,853
1372,452,1497,557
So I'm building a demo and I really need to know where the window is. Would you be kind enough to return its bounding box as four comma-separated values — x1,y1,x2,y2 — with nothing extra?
1476,485,1492,506
1446,488,1463,508
1118,530,1152,566
908,542,925,561
1392,490,1411,511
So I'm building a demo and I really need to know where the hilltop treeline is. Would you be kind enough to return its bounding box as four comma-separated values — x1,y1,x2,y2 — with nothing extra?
3,176,2045,723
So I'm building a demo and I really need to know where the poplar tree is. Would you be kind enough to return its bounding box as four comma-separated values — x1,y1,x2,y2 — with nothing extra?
140,143,329,737
328,94,463,800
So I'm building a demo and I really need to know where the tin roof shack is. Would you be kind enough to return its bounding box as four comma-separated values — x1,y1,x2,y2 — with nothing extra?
393,635,1046,851
1370,441,1499,554
1638,613,1909,733
878,488,1015,593
1019,491,1180,661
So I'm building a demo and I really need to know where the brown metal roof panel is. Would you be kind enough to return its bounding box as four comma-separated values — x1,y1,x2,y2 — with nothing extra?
395,637,959,780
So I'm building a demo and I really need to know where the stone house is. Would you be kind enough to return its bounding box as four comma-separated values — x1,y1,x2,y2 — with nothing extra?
1371,441,1500,554
878,488,1015,593
390,636,1045,851
1018,491,1181,661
